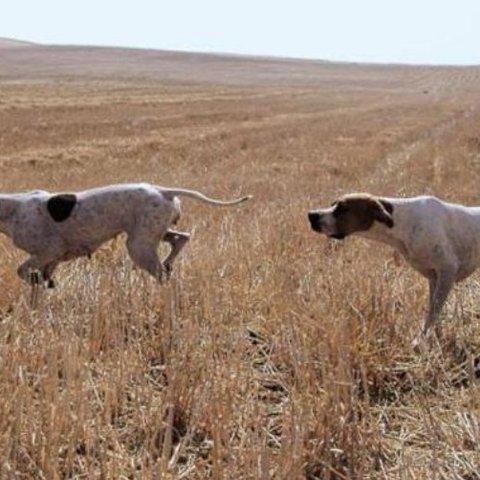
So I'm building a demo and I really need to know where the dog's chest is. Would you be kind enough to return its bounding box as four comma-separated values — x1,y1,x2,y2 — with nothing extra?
11,217,49,252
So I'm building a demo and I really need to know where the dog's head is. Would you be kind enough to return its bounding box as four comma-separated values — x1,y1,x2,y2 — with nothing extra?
308,193,394,240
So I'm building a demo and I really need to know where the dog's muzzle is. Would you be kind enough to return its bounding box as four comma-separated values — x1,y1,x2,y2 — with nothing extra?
308,212,323,232
308,211,345,240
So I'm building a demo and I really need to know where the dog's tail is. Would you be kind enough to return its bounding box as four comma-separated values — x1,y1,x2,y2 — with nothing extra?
160,188,252,206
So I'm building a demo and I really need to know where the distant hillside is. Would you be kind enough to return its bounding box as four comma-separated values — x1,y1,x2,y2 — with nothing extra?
0,44,339,85
0,39,478,88
0,37,37,48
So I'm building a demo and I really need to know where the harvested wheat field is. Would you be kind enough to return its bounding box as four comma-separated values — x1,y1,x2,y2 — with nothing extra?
1,42,480,479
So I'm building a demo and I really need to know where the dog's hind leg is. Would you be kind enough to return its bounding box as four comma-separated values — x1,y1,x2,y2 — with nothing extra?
162,230,190,277
126,235,166,282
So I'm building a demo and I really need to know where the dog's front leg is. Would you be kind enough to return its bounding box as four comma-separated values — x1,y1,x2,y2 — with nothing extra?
17,256,57,286
17,257,42,284
17,255,57,308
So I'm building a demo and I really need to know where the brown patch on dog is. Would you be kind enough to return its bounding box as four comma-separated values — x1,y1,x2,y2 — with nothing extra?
332,193,394,237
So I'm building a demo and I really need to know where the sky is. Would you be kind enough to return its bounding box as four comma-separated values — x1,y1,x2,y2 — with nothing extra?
1,0,480,65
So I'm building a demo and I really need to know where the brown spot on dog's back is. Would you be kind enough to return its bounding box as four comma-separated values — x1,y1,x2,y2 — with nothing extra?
47,194,77,222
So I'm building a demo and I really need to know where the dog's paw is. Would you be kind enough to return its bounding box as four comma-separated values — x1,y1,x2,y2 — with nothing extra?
411,335,423,353
412,330,440,353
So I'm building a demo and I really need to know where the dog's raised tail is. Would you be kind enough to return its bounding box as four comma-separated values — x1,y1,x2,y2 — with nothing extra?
161,188,252,206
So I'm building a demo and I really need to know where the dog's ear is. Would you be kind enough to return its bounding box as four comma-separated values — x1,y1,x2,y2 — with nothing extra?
379,199,394,215
373,199,394,228
47,194,77,222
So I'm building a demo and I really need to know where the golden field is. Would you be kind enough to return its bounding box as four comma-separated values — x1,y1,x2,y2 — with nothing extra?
1,43,480,479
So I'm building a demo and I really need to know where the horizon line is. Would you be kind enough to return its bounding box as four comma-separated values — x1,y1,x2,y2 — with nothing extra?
2,35,479,69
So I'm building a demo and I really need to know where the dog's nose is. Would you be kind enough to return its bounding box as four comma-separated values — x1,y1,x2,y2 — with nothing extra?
308,212,321,228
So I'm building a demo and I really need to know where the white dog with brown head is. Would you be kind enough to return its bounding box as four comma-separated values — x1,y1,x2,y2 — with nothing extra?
308,193,480,347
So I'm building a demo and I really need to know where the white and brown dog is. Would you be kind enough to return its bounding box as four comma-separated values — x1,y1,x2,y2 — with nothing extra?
308,193,480,346
0,183,251,289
